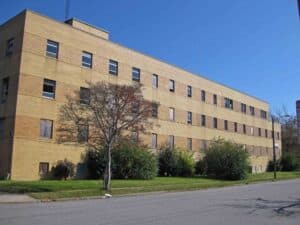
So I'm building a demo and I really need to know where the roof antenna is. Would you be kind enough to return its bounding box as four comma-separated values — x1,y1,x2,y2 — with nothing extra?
65,0,70,21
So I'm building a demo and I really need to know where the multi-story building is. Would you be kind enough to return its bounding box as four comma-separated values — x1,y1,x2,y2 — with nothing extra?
0,10,281,180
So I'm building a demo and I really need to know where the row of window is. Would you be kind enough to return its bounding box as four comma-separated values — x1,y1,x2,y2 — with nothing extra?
2,38,268,119
46,39,267,118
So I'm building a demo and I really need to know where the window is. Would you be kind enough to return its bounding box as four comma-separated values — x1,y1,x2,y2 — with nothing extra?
151,133,157,149
132,102,139,114
250,127,254,135
213,117,218,129
42,79,56,99
151,103,158,118
82,51,92,68
234,122,238,132
187,85,192,97
46,40,59,58
187,138,192,150
201,115,206,127
6,38,14,56
187,111,192,124
132,67,140,82
213,94,217,105
241,103,247,113
0,118,4,137
39,162,49,175
1,78,9,103
169,135,174,149
201,90,206,102
169,107,175,121
78,124,89,143
80,87,90,104
258,128,261,136
224,98,233,109
277,132,280,140
109,59,118,75
131,131,138,143
224,120,228,130
265,129,268,138
260,110,267,119
249,106,255,116
40,119,53,139
169,79,175,92
152,74,158,88
243,124,246,134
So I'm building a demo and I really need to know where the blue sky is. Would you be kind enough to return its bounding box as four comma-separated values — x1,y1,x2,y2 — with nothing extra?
1,0,299,114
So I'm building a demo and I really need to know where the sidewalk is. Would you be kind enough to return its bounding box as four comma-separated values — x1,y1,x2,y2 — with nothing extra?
0,192,38,203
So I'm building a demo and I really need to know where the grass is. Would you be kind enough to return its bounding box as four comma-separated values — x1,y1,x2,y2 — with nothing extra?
0,172,300,201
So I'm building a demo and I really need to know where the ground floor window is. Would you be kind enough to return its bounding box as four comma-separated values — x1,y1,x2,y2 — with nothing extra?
39,162,49,175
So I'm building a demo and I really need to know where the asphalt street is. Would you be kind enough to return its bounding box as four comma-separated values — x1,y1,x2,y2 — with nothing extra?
0,179,299,225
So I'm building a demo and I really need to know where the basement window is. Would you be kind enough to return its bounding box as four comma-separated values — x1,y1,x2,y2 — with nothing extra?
46,40,59,58
39,162,49,175
43,79,56,99
82,51,92,68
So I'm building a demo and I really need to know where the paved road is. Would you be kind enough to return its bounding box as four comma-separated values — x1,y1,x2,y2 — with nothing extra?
0,179,300,225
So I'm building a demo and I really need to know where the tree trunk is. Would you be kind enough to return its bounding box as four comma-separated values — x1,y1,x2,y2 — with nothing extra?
103,142,112,190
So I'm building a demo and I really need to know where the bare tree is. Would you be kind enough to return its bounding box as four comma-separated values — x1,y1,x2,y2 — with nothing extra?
57,82,153,190
275,107,298,154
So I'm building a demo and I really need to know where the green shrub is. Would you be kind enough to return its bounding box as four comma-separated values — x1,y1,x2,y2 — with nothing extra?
158,145,178,176
267,159,282,172
112,143,157,179
281,154,299,171
176,150,195,177
204,139,249,180
52,159,75,180
195,159,206,175
158,145,195,177
85,143,157,179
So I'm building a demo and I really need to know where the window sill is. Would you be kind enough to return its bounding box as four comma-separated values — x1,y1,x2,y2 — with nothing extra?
42,96,55,101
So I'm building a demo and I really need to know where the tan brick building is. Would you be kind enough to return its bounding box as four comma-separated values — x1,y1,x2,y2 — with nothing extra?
0,10,281,180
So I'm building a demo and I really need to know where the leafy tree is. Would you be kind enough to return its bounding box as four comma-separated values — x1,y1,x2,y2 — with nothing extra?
204,139,250,180
57,82,152,190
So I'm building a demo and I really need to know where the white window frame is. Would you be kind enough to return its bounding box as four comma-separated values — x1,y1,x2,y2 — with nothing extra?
46,40,59,58
151,133,157,149
169,107,175,121
152,74,158,88
82,51,92,68
40,119,53,139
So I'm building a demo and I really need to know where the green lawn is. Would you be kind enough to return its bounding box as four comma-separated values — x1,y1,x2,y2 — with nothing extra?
0,172,300,201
